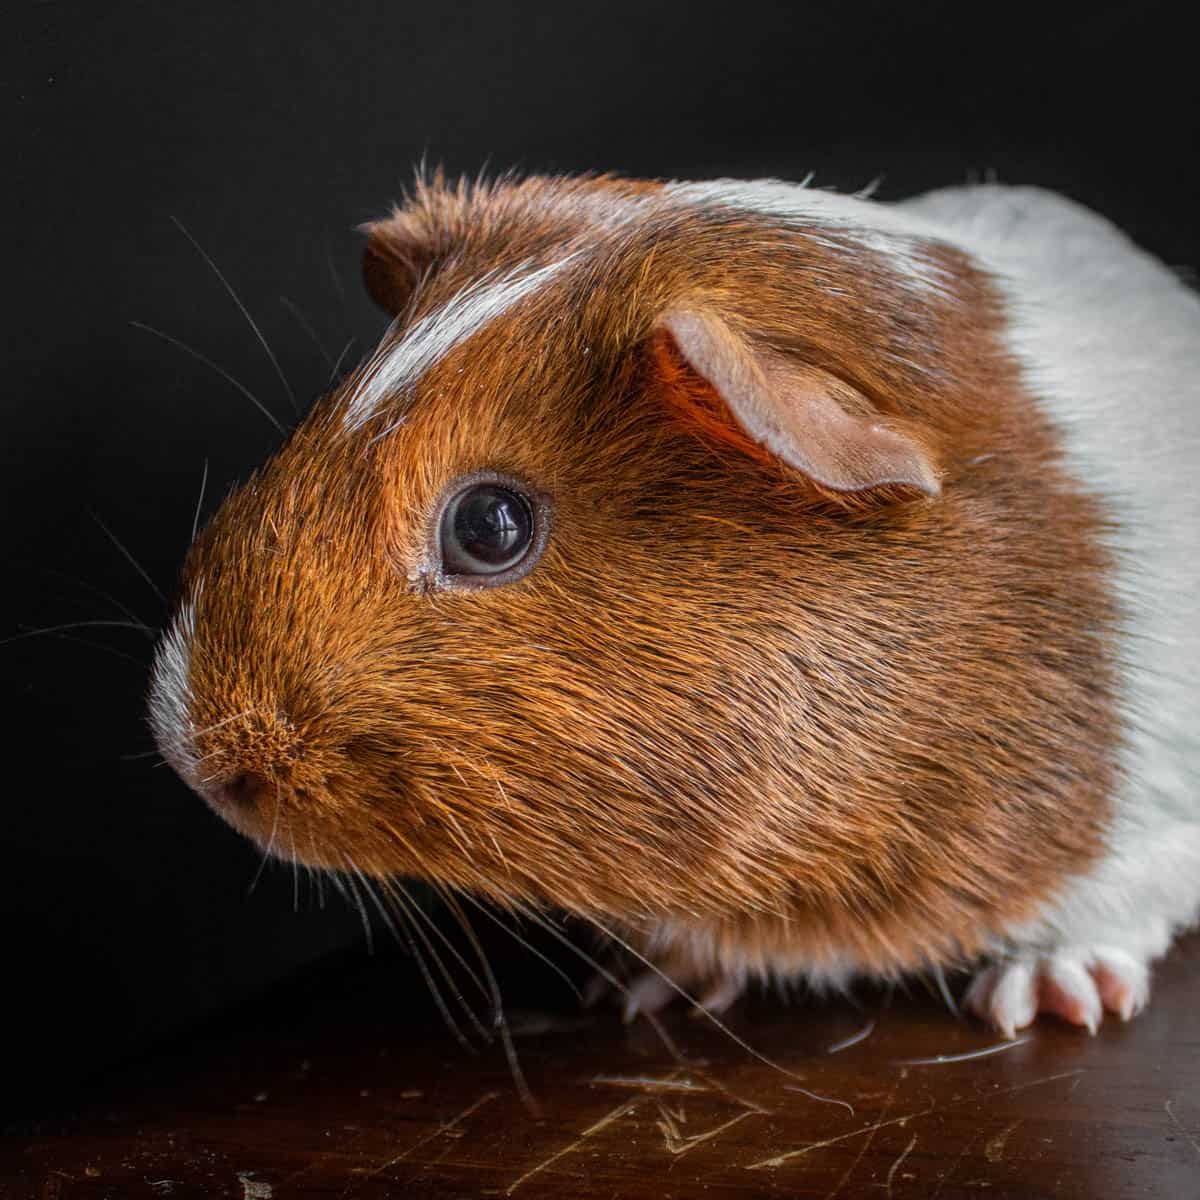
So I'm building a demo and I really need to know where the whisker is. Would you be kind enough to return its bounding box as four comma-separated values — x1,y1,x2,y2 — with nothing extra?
2,619,156,647
329,338,356,385
587,917,840,1102
324,239,347,305
131,321,286,435
8,630,149,668
344,865,476,1053
366,416,407,446
170,216,298,415
929,964,962,1020
460,893,582,1001
247,785,283,894
89,513,165,604
375,880,489,1046
437,889,539,1115
306,828,327,908
338,860,375,953
508,902,687,1069
37,565,151,629
280,296,335,372
379,878,491,1007
191,458,210,543
289,828,300,913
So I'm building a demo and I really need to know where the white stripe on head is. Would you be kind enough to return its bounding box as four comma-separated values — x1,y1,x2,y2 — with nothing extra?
148,590,199,777
343,254,578,432
668,178,954,297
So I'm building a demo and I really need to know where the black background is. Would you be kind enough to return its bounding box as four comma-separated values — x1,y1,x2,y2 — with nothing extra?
4,1,1196,1115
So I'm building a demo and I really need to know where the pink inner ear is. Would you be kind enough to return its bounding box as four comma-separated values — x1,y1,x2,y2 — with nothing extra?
658,309,941,498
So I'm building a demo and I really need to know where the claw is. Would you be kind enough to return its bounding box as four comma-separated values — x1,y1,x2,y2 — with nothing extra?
966,946,1153,1035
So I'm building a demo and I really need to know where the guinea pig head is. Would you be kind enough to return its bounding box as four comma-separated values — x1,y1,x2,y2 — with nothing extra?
149,176,1116,963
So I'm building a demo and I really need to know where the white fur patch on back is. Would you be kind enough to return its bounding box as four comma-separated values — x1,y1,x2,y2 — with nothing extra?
148,593,199,778
669,177,955,297
898,184,1200,961
343,255,577,431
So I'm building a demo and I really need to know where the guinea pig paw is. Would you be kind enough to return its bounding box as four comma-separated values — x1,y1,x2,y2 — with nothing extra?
621,973,680,1023
965,947,1151,1038
617,970,746,1023
692,975,747,1016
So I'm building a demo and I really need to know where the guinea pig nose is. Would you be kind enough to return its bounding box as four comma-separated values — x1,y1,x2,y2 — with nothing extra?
215,770,271,813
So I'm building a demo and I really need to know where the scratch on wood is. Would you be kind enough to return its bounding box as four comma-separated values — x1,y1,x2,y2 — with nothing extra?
884,1133,917,1198
506,1097,641,1195
345,1092,498,1194
237,1174,273,1199
748,1069,1084,1172
822,1069,904,1199
929,1130,979,1200
590,1074,709,1093
695,1070,774,1117
656,1103,755,1157
595,1069,772,1117
750,1103,932,1171
984,1120,1021,1163
1165,1099,1200,1159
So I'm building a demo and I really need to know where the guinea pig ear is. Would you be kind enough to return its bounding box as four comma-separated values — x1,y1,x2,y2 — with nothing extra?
359,214,444,318
654,308,941,499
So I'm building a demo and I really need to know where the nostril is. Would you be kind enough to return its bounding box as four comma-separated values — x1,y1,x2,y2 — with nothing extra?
219,771,270,812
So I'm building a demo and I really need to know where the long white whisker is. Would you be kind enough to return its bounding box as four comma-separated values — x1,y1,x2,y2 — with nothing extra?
439,888,539,1115
191,458,209,543
324,239,347,305
2,619,156,647
377,881,490,1045
131,321,285,435
338,859,375,953
247,787,283,894
89,513,165,603
280,296,335,372
379,878,491,1007
329,338,355,385
306,827,327,908
13,630,148,669
170,216,298,415
289,828,300,912
929,964,961,1019
346,868,477,1052
460,893,582,1001
38,566,150,629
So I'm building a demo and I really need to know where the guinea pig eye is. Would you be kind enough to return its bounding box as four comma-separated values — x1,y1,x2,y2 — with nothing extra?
439,481,536,579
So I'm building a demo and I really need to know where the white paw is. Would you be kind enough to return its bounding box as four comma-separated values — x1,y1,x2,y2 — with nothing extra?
965,946,1150,1037
584,968,747,1023
620,970,746,1022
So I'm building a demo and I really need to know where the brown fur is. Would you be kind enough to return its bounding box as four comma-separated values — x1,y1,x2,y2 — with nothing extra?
162,172,1120,986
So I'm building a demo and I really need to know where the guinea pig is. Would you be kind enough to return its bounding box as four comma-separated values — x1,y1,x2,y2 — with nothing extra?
148,171,1200,1038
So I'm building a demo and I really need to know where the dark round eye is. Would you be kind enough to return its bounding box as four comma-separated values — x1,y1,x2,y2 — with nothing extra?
440,483,535,577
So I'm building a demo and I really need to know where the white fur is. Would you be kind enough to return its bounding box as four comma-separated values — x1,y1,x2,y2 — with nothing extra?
669,177,958,298
897,184,1200,963
148,592,199,777
342,256,576,431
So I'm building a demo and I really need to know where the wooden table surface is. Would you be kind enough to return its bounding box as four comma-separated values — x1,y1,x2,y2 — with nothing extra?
5,920,1198,1199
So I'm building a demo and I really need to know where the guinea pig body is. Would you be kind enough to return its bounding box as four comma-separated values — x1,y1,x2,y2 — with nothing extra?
149,173,1200,1037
